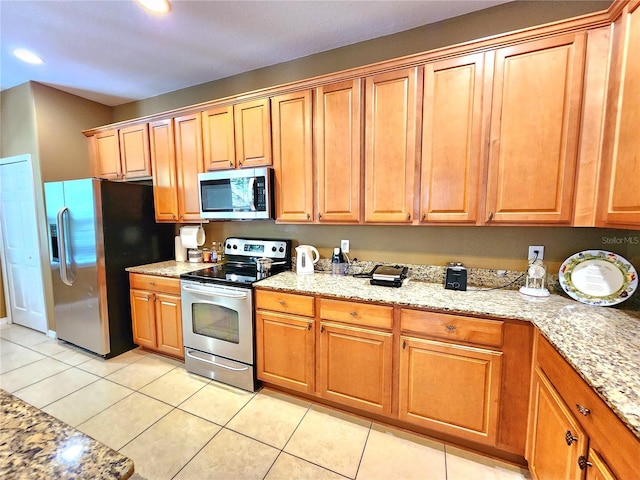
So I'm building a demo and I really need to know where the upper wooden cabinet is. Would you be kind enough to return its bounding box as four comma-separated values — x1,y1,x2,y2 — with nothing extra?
364,68,419,223
90,125,152,180
315,80,363,223
420,53,489,224
485,33,586,225
272,90,314,222
234,98,272,168
149,114,204,223
598,0,640,228
202,105,236,170
149,119,178,222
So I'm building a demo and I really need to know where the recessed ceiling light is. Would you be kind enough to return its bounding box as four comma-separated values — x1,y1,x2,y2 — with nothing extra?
137,0,171,14
13,48,44,65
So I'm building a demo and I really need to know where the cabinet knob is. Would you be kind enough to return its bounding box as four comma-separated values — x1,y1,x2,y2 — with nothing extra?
149,281,156,286
402,340,407,349
421,213,426,221
278,300,287,306
445,324,456,331
575,404,591,416
488,211,494,221
318,213,322,219
350,311,358,317
565,430,578,446
229,161,233,167
578,455,592,470
407,213,411,220
306,213,310,220
320,325,324,333
307,323,312,331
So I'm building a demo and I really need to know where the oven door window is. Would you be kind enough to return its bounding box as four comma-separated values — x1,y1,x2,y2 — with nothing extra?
192,303,239,344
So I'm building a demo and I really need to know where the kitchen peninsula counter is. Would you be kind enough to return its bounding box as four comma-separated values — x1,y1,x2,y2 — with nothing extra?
254,271,640,440
0,389,134,479
126,260,212,278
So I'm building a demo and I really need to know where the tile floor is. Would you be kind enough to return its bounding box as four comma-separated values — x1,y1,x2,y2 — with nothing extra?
0,322,531,480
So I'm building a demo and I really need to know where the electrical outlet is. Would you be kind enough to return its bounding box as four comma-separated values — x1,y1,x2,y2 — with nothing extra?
341,239,350,253
528,245,545,261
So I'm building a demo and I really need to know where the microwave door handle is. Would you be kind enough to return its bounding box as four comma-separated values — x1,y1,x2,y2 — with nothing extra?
182,284,248,299
249,177,256,211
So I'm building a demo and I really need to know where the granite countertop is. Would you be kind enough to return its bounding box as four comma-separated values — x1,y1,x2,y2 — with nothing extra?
254,271,640,440
126,260,215,278
0,389,134,480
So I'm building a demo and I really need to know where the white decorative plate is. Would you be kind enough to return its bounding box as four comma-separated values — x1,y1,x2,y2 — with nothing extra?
559,250,638,306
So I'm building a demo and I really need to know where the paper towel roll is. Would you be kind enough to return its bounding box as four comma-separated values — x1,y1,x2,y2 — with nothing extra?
180,226,205,249
175,236,187,262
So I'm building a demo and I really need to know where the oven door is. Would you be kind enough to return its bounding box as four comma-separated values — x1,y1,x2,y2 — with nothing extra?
181,280,254,365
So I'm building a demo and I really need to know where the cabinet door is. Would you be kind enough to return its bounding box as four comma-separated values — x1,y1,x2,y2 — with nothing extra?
93,129,121,180
149,119,179,222
527,368,588,480
256,310,315,394
174,113,204,222
486,33,586,224
420,53,487,224
316,80,362,223
364,68,418,223
234,98,272,168
598,1,640,228
272,90,314,222
119,123,152,179
318,322,393,416
584,448,616,480
398,336,502,445
154,293,183,359
203,106,236,170
130,289,157,349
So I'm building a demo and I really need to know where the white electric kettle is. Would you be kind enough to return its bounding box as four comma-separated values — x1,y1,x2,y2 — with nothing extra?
295,245,319,274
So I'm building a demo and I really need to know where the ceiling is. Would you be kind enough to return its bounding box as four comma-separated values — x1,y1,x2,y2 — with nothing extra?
0,0,511,107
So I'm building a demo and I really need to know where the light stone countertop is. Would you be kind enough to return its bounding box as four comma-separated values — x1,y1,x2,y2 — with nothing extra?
254,271,640,440
0,389,134,479
125,260,215,277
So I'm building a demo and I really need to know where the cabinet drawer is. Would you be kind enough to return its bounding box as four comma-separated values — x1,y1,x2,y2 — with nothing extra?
319,298,393,330
400,309,503,348
129,273,180,295
536,333,640,479
255,289,314,317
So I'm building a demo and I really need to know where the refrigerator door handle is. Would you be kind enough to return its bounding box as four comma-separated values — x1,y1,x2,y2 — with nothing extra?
56,206,75,286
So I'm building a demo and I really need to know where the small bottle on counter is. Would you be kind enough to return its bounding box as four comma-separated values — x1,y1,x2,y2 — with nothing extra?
216,241,225,263
210,242,218,263
331,247,346,275
202,248,212,263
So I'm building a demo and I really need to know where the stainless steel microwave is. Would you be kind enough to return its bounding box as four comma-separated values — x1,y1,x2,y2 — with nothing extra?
198,167,274,220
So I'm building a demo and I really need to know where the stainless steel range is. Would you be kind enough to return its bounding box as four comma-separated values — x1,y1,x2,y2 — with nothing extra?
180,237,291,391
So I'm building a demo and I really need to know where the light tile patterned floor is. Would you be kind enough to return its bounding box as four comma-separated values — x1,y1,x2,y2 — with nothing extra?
0,322,531,480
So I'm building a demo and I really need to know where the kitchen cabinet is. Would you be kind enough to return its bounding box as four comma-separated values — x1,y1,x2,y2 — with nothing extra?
485,33,586,224
527,331,640,479
90,125,152,180
598,0,640,228
315,79,362,223
271,90,314,222
129,273,183,359
318,299,393,416
149,114,205,223
364,67,419,223
527,367,588,480
420,52,489,224
255,290,315,394
202,105,236,170
234,98,272,168
149,119,179,221
398,309,503,445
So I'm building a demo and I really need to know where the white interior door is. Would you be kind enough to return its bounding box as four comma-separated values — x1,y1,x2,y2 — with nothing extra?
0,155,48,332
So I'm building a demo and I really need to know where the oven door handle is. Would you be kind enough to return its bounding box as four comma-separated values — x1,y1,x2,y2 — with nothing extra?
182,284,248,299
185,350,250,372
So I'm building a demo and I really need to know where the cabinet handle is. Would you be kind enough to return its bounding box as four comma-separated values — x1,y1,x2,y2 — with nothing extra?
402,340,407,349
172,214,176,220
575,404,591,416
421,213,426,221
239,161,243,166
149,281,156,286
278,300,287,307
350,311,358,317
488,211,494,221
318,213,322,219
445,324,456,331
307,323,312,331
578,455,592,470
320,325,324,333
229,161,233,167
565,430,578,446
306,213,310,220
407,213,411,220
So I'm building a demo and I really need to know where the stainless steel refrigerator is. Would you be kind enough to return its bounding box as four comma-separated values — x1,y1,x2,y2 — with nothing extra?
44,178,174,358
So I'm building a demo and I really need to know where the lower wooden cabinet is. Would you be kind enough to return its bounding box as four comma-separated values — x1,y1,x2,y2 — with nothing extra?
527,367,588,480
318,321,393,416
398,336,502,445
527,331,639,480
129,273,183,359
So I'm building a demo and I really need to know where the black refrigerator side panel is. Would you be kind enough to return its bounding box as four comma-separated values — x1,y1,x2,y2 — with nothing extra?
100,181,175,357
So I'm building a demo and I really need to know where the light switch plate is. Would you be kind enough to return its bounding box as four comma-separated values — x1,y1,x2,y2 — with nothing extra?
341,239,350,253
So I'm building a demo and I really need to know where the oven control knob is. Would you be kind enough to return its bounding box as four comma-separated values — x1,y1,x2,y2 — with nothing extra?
226,243,231,249
279,246,285,252
272,246,277,252
232,244,238,249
